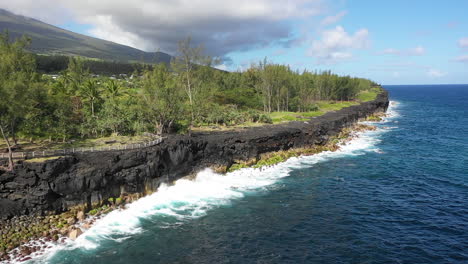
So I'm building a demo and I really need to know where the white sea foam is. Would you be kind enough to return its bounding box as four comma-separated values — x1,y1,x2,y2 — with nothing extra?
386,101,401,120
22,101,400,264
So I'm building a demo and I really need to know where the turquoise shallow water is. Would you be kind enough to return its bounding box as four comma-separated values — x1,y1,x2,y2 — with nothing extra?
28,85,468,264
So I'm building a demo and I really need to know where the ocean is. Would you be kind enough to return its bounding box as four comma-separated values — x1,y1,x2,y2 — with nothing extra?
25,85,468,264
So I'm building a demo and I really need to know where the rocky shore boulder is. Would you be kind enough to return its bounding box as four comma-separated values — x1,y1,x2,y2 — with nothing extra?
68,228,83,240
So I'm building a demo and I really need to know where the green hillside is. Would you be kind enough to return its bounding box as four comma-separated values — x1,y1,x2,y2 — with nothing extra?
0,8,172,64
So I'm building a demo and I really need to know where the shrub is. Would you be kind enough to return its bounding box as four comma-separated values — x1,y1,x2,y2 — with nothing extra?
228,163,248,172
305,103,319,111
88,209,98,215
258,114,272,124
246,109,261,122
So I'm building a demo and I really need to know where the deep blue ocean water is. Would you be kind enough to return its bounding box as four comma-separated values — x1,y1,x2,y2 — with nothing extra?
28,85,468,264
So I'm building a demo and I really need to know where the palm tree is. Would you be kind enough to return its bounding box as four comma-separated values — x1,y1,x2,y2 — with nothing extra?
104,79,123,100
80,79,100,117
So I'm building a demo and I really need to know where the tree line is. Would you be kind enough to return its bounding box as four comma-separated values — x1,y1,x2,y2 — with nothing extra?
35,54,150,75
0,32,378,170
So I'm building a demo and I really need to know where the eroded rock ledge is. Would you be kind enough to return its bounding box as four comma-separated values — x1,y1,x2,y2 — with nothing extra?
0,90,389,219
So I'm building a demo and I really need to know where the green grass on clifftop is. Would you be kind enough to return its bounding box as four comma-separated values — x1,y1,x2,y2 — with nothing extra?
357,87,381,102
270,100,360,124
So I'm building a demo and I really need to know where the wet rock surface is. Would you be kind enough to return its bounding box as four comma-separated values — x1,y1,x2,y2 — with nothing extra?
0,198,136,262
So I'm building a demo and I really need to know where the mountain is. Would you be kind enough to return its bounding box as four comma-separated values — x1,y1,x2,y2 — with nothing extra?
0,9,172,64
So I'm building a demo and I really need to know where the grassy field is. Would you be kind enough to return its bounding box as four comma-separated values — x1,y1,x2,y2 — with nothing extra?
270,111,323,123
356,87,381,102
195,96,379,130
193,122,267,132
270,100,359,124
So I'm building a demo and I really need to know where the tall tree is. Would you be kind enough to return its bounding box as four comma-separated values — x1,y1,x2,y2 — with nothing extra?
80,79,100,118
171,37,213,134
99,79,128,134
0,32,36,170
140,64,184,134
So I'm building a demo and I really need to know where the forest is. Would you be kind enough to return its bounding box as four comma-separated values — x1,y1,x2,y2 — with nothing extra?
0,32,380,169
35,54,150,75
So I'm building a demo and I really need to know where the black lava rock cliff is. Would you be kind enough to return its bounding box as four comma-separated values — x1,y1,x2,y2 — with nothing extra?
0,91,389,219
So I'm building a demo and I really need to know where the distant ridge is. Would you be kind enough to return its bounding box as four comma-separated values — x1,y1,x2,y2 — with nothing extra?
0,8,172,64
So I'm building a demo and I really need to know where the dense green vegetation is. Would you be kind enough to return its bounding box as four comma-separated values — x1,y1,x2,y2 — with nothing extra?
0,32,380,169
35,54,150,75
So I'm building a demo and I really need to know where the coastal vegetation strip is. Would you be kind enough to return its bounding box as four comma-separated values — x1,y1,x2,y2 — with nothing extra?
0,32,381,170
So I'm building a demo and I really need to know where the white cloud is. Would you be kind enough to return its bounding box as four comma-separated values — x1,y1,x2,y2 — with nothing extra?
320,11,347,26
308,26,370,64
1,0,325,58
455,55,468,63
458,37,468,49
408,46,425,55
87,15,144,50
329,52,353,60
0,0,71,24
379,46,425,56
427,69,446,78
215,64,229,71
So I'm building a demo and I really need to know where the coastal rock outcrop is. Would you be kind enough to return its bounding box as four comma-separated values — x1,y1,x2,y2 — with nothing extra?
0,90,389,219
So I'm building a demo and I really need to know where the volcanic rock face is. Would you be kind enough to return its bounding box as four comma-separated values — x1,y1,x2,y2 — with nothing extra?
0,91,389,219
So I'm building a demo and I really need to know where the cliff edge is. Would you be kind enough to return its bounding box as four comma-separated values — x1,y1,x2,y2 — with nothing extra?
0,90,389,219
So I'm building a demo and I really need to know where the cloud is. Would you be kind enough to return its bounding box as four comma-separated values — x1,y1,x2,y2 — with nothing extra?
320,11,347,26
427,69,446,78
455,55,468,63
408,46,425,55
458,38,468,49
87,15,143,50
2,0,325,58
308,26,370,64
379,46,425,56
215,64,229,71
0,0,72,24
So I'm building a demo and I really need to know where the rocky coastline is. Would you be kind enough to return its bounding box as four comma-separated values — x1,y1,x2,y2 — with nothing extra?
0,89,389,261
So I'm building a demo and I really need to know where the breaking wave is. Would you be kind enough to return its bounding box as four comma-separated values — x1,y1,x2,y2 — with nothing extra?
23,101,400,264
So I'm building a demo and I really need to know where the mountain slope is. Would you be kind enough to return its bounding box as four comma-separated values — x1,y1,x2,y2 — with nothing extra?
0,9,172,64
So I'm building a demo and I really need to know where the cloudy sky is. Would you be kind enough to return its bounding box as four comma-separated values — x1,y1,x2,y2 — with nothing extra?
2,0,468,84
